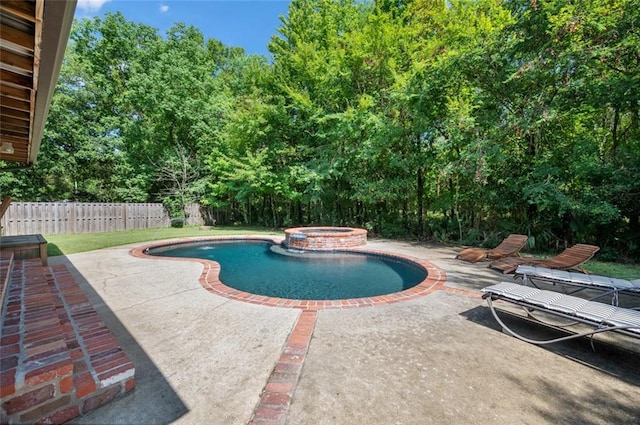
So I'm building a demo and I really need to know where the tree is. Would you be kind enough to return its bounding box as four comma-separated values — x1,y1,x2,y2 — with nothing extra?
1,13,160,201
3,2,639,259
154,144,205,218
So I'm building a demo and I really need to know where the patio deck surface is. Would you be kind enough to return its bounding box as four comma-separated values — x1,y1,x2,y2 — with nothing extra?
49,238,640,425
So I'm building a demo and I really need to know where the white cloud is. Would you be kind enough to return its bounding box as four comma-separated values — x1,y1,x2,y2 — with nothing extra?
160,4,169,13
77,0,111,13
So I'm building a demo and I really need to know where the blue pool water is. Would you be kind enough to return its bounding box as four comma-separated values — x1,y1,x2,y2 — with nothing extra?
149,241,426,300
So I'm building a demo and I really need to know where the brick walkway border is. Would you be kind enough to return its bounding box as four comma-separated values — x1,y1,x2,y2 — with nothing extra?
131,236,453,425
1,260,134,424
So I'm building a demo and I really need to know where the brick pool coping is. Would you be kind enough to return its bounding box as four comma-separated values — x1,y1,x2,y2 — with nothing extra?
130,235,447,310
130,235,449,425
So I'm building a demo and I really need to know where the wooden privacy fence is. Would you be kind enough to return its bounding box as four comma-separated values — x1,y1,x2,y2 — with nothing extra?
0,202,203,236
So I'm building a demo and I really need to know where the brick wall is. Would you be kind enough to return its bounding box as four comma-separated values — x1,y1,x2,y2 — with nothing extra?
284,227,367,251
1,260,135,424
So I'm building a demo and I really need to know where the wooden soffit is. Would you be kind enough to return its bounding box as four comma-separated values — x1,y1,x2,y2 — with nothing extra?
0,0,76,165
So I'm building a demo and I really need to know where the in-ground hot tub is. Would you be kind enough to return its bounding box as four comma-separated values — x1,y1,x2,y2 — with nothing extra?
284,226,367,251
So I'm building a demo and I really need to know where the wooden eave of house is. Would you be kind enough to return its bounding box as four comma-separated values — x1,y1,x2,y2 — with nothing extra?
0,0,76,165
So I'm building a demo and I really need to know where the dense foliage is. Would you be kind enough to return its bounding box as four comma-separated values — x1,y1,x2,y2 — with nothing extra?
1,0,639,258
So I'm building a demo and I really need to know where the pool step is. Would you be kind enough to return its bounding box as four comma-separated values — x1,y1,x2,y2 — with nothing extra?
0,259,135,424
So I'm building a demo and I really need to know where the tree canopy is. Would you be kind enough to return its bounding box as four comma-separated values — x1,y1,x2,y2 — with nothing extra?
1,1,638,259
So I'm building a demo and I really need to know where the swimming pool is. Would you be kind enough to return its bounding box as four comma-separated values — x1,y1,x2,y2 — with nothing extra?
147,240,427,300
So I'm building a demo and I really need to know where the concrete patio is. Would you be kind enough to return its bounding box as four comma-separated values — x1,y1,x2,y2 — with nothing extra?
50,238,640,425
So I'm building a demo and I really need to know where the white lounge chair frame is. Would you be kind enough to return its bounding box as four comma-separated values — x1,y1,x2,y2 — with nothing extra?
514,265,640,307
481,282,640,346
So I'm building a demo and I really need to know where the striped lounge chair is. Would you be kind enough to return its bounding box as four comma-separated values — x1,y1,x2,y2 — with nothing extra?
514,265,640,307
482,282,640,347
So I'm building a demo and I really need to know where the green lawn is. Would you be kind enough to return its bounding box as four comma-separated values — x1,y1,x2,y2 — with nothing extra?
581,260,640,279
44,226,281,256
44,226,640,279
512,253,640,279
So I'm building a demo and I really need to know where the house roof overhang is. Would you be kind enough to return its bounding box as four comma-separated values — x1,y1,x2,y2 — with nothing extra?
0,0,77,165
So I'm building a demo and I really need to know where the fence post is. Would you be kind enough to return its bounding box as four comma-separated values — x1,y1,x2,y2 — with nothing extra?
70,202,76,234
123,203,127,230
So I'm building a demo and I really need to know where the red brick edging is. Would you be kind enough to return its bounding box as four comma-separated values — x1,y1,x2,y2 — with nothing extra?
130,236,447,310
1,260,134,425
284,226,367,251
130,236,452,425
249,309,317,424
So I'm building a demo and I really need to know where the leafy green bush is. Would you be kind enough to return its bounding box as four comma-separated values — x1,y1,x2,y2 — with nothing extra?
170,217,185,228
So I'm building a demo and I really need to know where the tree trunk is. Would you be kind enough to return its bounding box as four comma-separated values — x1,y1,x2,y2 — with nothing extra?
611,105,619,156
271,195,277,228
416,166,424,236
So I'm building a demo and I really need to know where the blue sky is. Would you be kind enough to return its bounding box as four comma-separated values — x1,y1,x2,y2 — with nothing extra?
74,0,292,57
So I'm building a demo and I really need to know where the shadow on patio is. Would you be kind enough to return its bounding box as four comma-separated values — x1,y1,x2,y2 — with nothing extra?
461,304,640,424
53,256,189,424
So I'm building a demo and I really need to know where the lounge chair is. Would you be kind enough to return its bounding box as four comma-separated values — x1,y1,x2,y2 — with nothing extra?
455,234,528,263
488,243,600,274
481,282,640,346
514,265,640,306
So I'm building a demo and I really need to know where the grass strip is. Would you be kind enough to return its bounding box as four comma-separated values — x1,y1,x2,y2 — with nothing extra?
43,226,639,278
45,226,281,256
